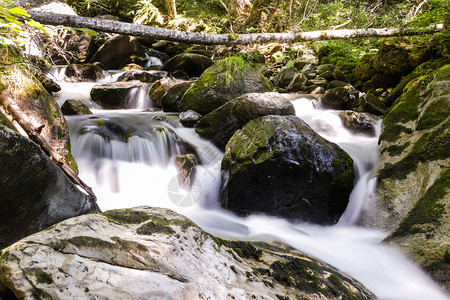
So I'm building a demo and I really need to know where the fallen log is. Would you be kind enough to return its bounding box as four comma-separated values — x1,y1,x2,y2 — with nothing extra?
29,11,443,45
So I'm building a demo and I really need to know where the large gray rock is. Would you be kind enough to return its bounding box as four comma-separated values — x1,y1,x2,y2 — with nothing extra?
0,126,99,250
61,99,93,115
371,65,450,290
162,53,213,78
231,92,295,125
64,63,108,82
178,56,273,115
0,207,374,299
90,35,146,70
91,81,148,109
220,115,355,225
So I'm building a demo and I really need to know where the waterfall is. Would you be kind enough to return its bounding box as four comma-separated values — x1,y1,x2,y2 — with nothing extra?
57,70,448,300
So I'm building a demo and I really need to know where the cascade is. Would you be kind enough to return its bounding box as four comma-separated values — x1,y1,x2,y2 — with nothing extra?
54,68,448,300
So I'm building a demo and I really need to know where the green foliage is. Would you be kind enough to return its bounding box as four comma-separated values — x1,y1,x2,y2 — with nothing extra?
133,0,164,26
314,40,366,68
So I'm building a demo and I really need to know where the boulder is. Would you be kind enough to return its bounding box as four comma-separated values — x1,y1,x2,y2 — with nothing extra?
90,35,146,70
194,100,241,150
338,111,377,136
0,126,99,249
39,76,61,94
373,38,413,76
184,45,214,58
371,65,450,290
286,73,307,92
179,110,202,128
354,54,377,81
178,56,273,115
61,99,93,115
321,86,357,110
175,154,198,187
0,207,374,299
161,80,195,112
117,70,168,83
149,77,182,108
362,73,401,92
64,63,108,82
231,92,295,125
352,93,386,115
301,63,316,79
220,115,355,225
162,53,213,78
306,76,328,89
90,81,147,109
332,69,348,82
273,67,298,88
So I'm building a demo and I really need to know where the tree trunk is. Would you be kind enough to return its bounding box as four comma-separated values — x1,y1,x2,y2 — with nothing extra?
165,0,176,18
29,11,443,45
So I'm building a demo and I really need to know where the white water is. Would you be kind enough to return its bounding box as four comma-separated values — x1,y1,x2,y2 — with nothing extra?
54,69,448,300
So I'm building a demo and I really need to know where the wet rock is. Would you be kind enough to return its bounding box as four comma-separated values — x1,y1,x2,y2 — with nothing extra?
373,38,413,76
327,80,349,90
231,92,295,125
0,207,374,299
220,115,355,225
301,63,316,79
163,53,213,78
273,67,298,88
332,69,348,82
352,93,386,115
354,54,377,82
38,76,61,94
179,110,202,128
161,81,195,112
194,100,241,150
321,86,357,110
178,56,273,115
117,70,168,83
306,76,328,89
146,49,171,65
175,154,198,187
0,126,99,249
371,65,450,289
64,63,108,82
184,45,214,58
339,111,377,136
90,35,146,70
91,81,147,109
286,73,307,92
61,99,93,115
149,77,182,108
121,63,143,71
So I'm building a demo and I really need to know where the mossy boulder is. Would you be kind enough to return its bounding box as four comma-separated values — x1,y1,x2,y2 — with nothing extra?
286,73,307,92
362,73,401,92
90,35,146,70
194,100,241,150
321,86,358,110
354,54,377,82
273,67,298,88
0,126,99,249
231,92,295,125
220,115,355,225
162,53,213,78
373,39,413,76
372,65,450,289
161,80,195,112
352,93,387,116
149,77,182,108
178,56,273,115
61,99,93,115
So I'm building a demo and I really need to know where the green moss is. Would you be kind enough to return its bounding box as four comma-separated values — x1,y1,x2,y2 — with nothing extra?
102,209,151,224
354,54,377,81
228,241,262,260
416,97,449,131
390,166,449,237
136,221,175,235
169,218,197,232
84,287,89,293
111,237,148,252
384,142,410,157
35,271,53,285
67,236,116,250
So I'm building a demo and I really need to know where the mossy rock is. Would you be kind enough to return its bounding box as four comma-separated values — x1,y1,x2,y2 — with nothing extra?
354,54,377,81
373,38,413,76
0,113,16,131
162,53,213,78
178,56,273,115
103,209,151,224
352,93,387,116
362,73,401,92
61,99,93,115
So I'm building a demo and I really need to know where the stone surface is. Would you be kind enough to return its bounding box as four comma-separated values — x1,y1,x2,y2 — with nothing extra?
231,92,295,125
61,99,93,115
64,63,108,82
178,57,273,115
220,115,355,225
179,110,202,127
273,67,298,88
352,93,387,116
117,70,168,83
0,126,99,250
149,77,183,108
0,207,374,299
162,53,213,78
339,111,377,136
90,35,146,70
91,81,148,109
371,65,450,290
321,86,357,110
161,80,195,112
286,73,307,92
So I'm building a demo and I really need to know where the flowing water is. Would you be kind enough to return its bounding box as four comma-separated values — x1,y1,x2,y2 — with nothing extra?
52,67,448,300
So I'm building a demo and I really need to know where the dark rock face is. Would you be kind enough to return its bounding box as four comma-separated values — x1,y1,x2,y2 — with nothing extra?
220,115,355,225
61,99,93,115
162,53,213,78
273,67,298,88
178,57,273,115
90,35,146,70
65,63,108,82
194,100,241,150
321,87,355,110
179,110,202,127
339,111,376,136
352,93,386,115
0,126,99,249
90,81,147,109
149,77,182,108
117,70,168,83
231,92,295,125
161,80,195,112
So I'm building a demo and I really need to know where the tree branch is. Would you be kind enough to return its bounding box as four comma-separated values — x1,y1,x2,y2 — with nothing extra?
29,11,443,45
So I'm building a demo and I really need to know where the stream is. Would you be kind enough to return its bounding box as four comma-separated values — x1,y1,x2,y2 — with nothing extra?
52,67,448,300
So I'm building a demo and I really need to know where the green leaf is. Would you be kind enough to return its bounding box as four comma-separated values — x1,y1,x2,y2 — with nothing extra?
25,20,49,34
74,27,98,36
8,7,30,17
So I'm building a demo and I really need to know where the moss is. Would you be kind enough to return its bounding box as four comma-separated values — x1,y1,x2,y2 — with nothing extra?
67,236,116,250
169,218,197,232
84,287,89,293
35,271,53,285
111,237,148,252
136,221,175,235
416,97,449,131
228,241,262,260
102,209,151,224
390,166,449,237
227,33,239,41
384,142,410,157
354,54,377,81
